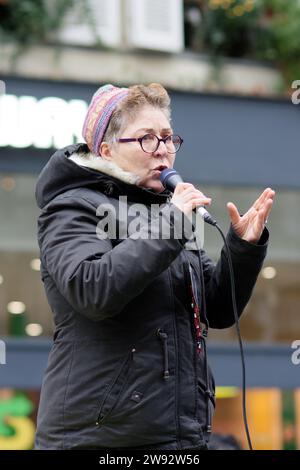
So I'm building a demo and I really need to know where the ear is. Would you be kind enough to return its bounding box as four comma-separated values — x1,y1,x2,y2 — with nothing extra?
99,141,112,160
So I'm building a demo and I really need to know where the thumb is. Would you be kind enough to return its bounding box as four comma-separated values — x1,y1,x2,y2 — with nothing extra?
227,202,240,225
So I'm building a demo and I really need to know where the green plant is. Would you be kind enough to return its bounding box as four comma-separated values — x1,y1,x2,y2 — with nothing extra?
256,0,300,86
200,0,263,59
192,0,300,90
0,0,70,46
0,0,100,52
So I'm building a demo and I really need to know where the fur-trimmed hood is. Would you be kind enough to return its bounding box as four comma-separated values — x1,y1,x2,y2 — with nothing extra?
35,143,171,209
68,149,140,186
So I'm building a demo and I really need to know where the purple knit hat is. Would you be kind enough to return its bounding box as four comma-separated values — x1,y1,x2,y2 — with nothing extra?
82,84,129,154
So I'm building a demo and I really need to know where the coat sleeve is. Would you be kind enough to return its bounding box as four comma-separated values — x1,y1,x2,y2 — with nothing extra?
38,196,191,321
202,225,269,329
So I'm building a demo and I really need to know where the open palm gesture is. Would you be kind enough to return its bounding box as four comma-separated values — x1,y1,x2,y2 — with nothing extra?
227,188,275,244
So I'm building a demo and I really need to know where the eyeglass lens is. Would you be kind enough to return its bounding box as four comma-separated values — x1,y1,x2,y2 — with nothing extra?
141,134,181,153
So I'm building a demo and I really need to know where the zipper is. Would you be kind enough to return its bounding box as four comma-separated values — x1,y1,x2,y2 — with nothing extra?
183,252,213,436
192,249,212,436
181,252,199,431
167,268,181,449
189,265,203,356
156,328,170,380
183,252,205,355
198,375,215,435
201,337,214,435
95,347,135,426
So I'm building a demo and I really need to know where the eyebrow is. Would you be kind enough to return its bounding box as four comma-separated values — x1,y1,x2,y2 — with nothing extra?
135,127,173,134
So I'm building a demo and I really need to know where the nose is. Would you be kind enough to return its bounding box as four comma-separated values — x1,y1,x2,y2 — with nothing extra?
152,140,168,157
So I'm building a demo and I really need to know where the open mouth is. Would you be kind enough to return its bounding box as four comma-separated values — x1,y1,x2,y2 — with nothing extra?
153,165,168,172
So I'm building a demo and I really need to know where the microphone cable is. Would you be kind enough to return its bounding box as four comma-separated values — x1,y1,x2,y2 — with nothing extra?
198,218,253,450
160,168,253,449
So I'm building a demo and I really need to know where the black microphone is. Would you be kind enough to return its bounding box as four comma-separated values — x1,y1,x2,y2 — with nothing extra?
160,168,217,226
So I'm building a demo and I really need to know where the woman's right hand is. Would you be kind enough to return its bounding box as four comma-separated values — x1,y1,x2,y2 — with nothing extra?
170,182,212,216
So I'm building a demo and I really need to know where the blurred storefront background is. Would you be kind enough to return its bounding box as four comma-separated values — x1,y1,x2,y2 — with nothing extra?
0,0,300,450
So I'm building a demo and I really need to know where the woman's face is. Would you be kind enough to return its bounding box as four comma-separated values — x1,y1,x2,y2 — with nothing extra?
101,105,176,192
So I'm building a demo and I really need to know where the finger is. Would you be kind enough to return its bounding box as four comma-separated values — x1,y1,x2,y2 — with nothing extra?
181,189,209,201
188,189,206,198
190,193,211,202
191,197,212,207
253,188,275,210
253,188,275,211
257,207,266,229
258,195,274,220
260,189,275,207
179,186,202,197
176,182,194,189
185,200,209,213
174,183,194,194
227,202,240,225
262,198,274,223
252,188,271,210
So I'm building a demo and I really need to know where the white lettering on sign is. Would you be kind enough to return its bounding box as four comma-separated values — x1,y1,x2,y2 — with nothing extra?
0,94,88,149
0,340,6,365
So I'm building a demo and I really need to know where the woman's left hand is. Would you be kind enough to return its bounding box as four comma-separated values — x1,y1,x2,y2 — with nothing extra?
226,188,276,244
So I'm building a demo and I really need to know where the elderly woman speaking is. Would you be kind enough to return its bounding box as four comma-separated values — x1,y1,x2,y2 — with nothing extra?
35,83,275,450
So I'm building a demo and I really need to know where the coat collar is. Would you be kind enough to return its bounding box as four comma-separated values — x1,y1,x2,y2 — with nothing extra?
69,150,141,186
68,146,172,205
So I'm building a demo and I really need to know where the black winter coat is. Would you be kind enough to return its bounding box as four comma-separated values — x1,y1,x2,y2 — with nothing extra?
34,143,268,450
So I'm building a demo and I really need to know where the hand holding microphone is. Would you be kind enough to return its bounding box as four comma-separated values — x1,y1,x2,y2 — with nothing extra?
171,183,211,214
160,169,217,226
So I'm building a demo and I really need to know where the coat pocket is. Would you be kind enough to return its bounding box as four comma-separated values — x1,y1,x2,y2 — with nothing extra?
95,347,135,426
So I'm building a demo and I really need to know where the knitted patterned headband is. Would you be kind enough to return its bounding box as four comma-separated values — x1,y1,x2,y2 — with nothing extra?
82,84,129,155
